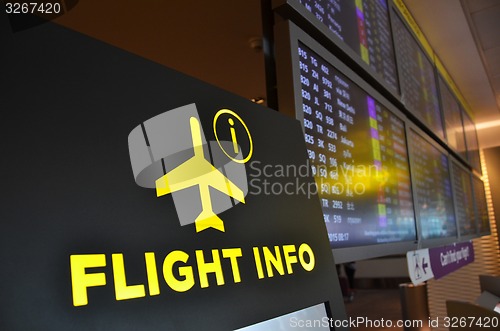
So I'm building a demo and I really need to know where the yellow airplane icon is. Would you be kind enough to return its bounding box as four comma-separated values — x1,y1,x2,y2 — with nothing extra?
155,116,246,232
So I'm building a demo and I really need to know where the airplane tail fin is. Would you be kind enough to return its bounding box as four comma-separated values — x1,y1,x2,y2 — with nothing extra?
195,210,225,232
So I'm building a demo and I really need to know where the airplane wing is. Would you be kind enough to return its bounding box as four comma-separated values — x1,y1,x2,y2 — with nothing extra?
156,158,245,203
156,157,210,196
155,157,245,204
204,168,245,204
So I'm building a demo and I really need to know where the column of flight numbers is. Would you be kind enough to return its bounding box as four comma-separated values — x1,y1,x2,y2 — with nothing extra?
325,0,343,41
333,71,356,243
434,153,454,237
362,0,397,89
392,15,420,113
410,133,430,212
473,178,489,233
298,0,343,39
298,45,352,243
388,113,414,224
375,106,413,227
410,132,454,239
452,164,474,235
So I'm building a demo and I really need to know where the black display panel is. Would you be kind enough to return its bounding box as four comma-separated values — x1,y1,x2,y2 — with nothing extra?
297,41,416,249
438,76,466,159
451,161,476,237
462,111,482,174
392,12,444,140
1,14,349,330
409,129,456,241
296,0,398,91
473,176,490,235
275,21,419,262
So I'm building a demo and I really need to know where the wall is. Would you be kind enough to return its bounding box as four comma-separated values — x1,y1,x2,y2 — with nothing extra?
483,146,500,246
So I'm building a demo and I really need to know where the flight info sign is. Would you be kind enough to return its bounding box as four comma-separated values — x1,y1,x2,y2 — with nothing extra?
1,13,346,331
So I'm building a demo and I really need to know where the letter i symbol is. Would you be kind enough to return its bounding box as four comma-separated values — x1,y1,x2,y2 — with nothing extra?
229,118,238,154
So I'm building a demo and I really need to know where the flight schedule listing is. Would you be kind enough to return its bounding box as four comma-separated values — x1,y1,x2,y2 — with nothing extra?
409,130,456,240
462,112,482,174
473,177,489,234
451,162,476,236
298,0,398,91
438,77,466,159
392,14,444,140
297,42,415,248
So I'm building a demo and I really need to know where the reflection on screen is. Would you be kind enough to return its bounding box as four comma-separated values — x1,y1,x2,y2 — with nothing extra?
409,130,456,239
451,162,476,236
298,0,398,91
462,111,481,174
235,303,330,331
473,177,490,234
392,13,443,140
298,42,416,248
438,77,466,159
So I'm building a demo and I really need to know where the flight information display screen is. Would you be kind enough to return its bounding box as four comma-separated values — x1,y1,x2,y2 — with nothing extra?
297,42,416,248
462,111,482,174
392,13,444,140
473,177,490,234
297,0,398,91
409,130,456,240
438,77,466,159
451,162,476,237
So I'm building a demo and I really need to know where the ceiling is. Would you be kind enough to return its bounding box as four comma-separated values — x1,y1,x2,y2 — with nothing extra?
54,0,266,101
53,0,500,148
466,0,500,109
403,0,500,149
